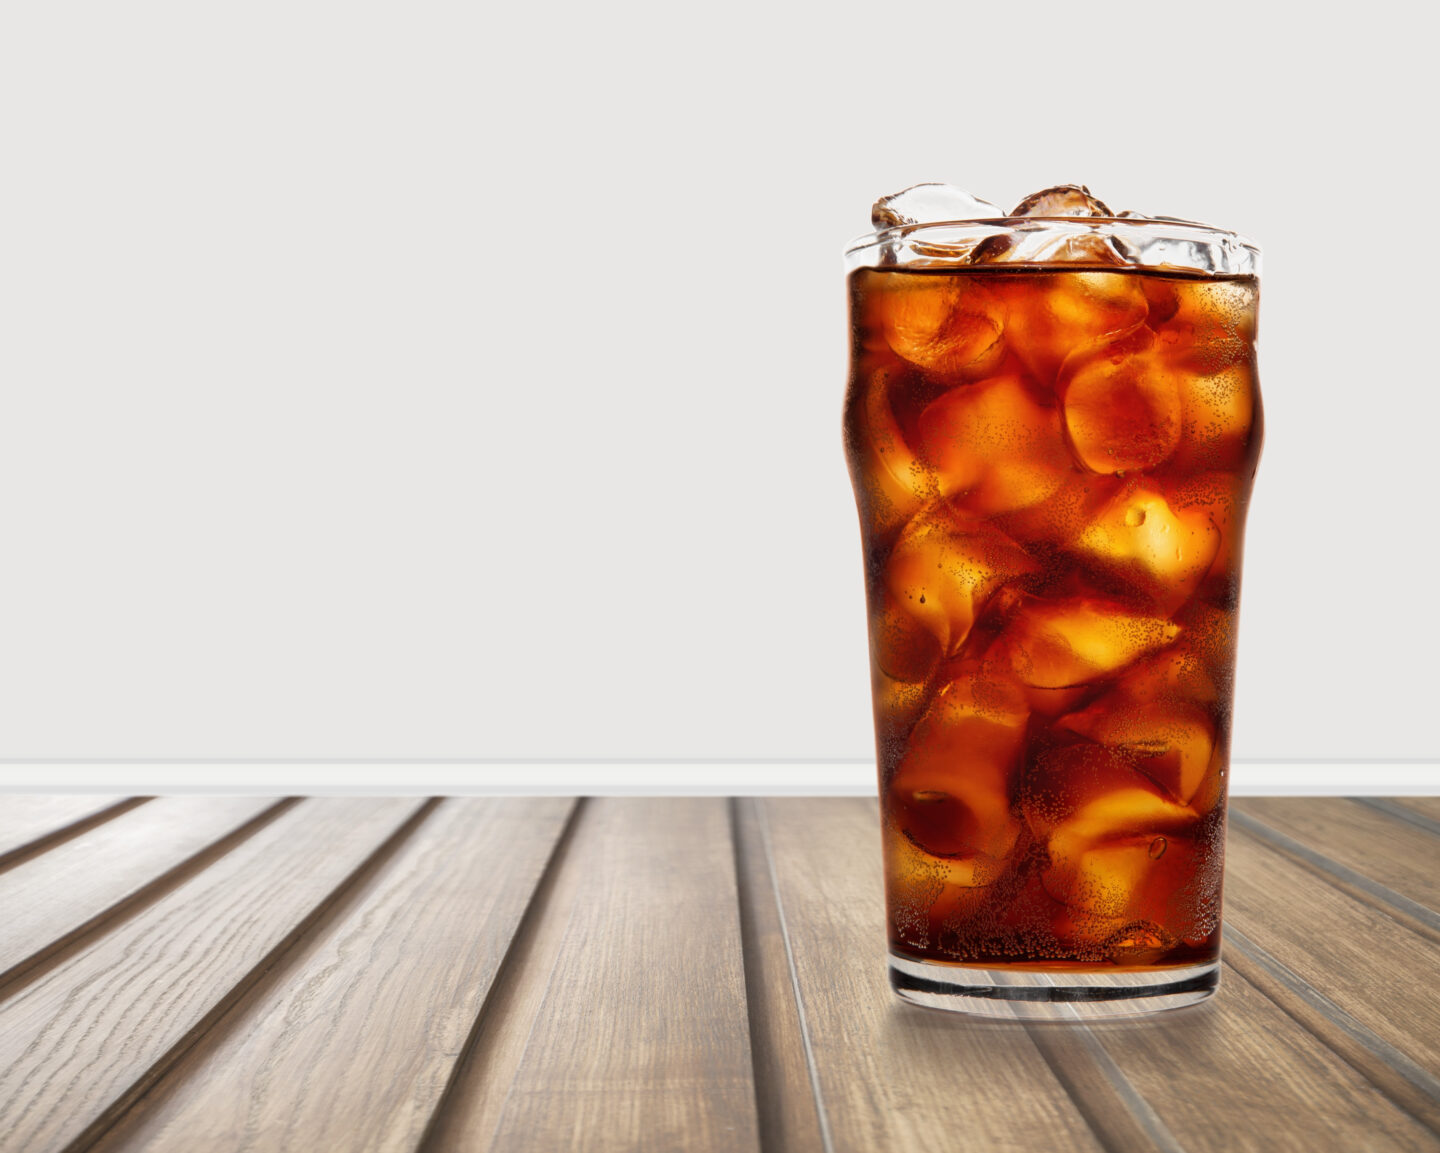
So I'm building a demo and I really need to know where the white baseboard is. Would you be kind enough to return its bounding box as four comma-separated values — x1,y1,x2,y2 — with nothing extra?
0,761,1435,795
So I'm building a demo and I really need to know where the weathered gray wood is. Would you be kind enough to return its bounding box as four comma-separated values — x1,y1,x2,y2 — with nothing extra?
428,797,761,1153
90,798,575,1153
757,797,1106,1153
0,797,427,1153
0,796,142,865
0,796,284,987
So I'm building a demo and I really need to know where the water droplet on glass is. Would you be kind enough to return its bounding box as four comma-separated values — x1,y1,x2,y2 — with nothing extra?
1149,836,1168,860
1125,506,1147,527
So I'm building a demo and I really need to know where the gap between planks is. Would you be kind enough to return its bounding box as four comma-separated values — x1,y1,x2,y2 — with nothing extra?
1223,926,1440,1137
0,797,150,874
88,798,576,1153
0,799,440,1153
736,796,1440,1153
419,797,760,1153
1230,808,1440,945
415,798,588,1153
0,798,298,998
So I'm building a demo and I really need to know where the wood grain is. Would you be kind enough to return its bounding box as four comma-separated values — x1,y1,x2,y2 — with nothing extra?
1364,798,1440,838
1390,797,1440,823
419,799,591,1153
0,796,142,865
0,794,1436,1153
756,797,1107,1153
1233,797,1440,916
0,796,284,987
1072,959,1438,1152
429,797,761,1153
730,798,827,1153
1223,819,1440,1085
1224,925,1440,1138
89,798,575,1153
0,797,427,1153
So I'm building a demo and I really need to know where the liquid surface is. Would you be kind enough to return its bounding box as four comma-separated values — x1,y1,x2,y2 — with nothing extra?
844,265,1262,968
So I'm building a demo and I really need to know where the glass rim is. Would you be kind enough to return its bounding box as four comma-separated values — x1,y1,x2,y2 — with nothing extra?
845,215,1260,276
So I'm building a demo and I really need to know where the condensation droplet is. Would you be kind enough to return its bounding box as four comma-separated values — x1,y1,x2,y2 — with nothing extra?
914,790,949,804
1149,836,1167,860
1125,506,1146,527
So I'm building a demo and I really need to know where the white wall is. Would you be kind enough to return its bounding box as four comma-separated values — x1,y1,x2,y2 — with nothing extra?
0,0,1435,774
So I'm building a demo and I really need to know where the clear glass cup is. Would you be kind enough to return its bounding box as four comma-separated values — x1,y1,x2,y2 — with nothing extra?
843,211,1262,1018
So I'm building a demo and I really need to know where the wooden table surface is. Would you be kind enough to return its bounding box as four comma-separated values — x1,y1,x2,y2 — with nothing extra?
0,795,1437,1153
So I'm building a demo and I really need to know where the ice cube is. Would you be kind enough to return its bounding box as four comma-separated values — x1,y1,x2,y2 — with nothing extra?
1003,271,1149,386
872,586,942,684
1154,277,1258,376
989,593,1180,690
847,366,938,541
1112,630,1222,710
869,271,1005,377
1070,478,1221,613
885,503,1040,658
1163,471,1249,601
1176,363,1259,474
872,183,1005,230
1056,689,1220,811
883,818,991,949
1021,743,1211,936
992,471,1121,553
1011,184,1114,218
871,664,935,748
1060,326,1184,474
970,227,1131,268
965,186,1129,268
888,671,1030,883
916,370,1075,515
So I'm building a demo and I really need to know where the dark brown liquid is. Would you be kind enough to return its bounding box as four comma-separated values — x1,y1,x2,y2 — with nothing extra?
844,265,1261,969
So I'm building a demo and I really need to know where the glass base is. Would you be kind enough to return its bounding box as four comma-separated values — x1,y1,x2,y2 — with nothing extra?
888,953,1219,1020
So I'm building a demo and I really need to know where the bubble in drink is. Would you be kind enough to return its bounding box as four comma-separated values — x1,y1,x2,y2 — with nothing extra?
844,185,1261,975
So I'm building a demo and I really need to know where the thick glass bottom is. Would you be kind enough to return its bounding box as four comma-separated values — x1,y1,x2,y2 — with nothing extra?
889,953,1219,1020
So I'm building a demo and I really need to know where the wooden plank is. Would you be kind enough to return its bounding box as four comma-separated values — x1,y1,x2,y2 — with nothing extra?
1224,926,1440,1137
1222,820,1440,1088
89,798,575,1153
0,796,285,987
0,797,427,1153
730,798,827,1153
756,797,1106,1153
1233,797,1440,915
1364,798,1440,839
1063,958,1439,1151
419,798,592,1152
428,797,761,1153
1390,797,1440,823
0,796,143,865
